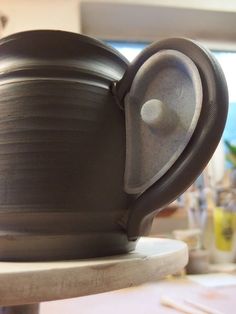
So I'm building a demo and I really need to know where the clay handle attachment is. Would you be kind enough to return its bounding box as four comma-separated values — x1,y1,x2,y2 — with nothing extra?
115,38,228,239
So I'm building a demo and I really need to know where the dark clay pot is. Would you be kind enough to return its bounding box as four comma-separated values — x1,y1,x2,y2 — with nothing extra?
0,30,228,260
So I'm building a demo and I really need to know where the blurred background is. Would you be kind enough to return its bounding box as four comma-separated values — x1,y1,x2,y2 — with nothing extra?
1,0,236,264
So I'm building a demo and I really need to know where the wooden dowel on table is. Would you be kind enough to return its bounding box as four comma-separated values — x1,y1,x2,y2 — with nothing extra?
184,299,224,314
160,296,204,314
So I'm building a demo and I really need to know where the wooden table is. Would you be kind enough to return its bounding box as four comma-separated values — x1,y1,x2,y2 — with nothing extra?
0,237,188,314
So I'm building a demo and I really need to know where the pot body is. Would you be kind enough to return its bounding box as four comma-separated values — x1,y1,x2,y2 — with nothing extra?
0,30,136,260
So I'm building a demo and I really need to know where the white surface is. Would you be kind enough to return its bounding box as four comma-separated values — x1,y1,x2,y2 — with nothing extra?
188,273,236,287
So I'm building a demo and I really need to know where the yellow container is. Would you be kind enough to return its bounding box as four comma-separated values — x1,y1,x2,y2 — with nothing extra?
213,207,236,251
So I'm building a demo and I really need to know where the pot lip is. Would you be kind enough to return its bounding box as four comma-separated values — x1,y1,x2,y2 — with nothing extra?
0,29,129,65
0,30,129,84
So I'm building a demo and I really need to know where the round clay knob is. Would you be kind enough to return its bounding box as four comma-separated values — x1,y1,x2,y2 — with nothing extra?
141,99,176,132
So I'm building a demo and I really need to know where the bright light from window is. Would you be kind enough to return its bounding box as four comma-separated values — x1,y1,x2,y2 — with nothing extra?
214,52,236,103
107,41,146,62
115,47,142,62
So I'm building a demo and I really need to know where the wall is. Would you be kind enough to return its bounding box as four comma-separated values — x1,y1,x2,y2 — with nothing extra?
1,0,236,50
0,0,81,37
80,0,236,50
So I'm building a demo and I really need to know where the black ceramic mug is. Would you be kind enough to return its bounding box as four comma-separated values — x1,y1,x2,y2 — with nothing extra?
0,30,228,260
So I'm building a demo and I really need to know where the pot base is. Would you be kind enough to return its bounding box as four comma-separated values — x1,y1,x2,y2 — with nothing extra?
0,231,136,261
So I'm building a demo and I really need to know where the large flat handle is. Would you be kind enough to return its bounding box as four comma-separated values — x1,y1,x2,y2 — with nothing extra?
116,38,228,239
